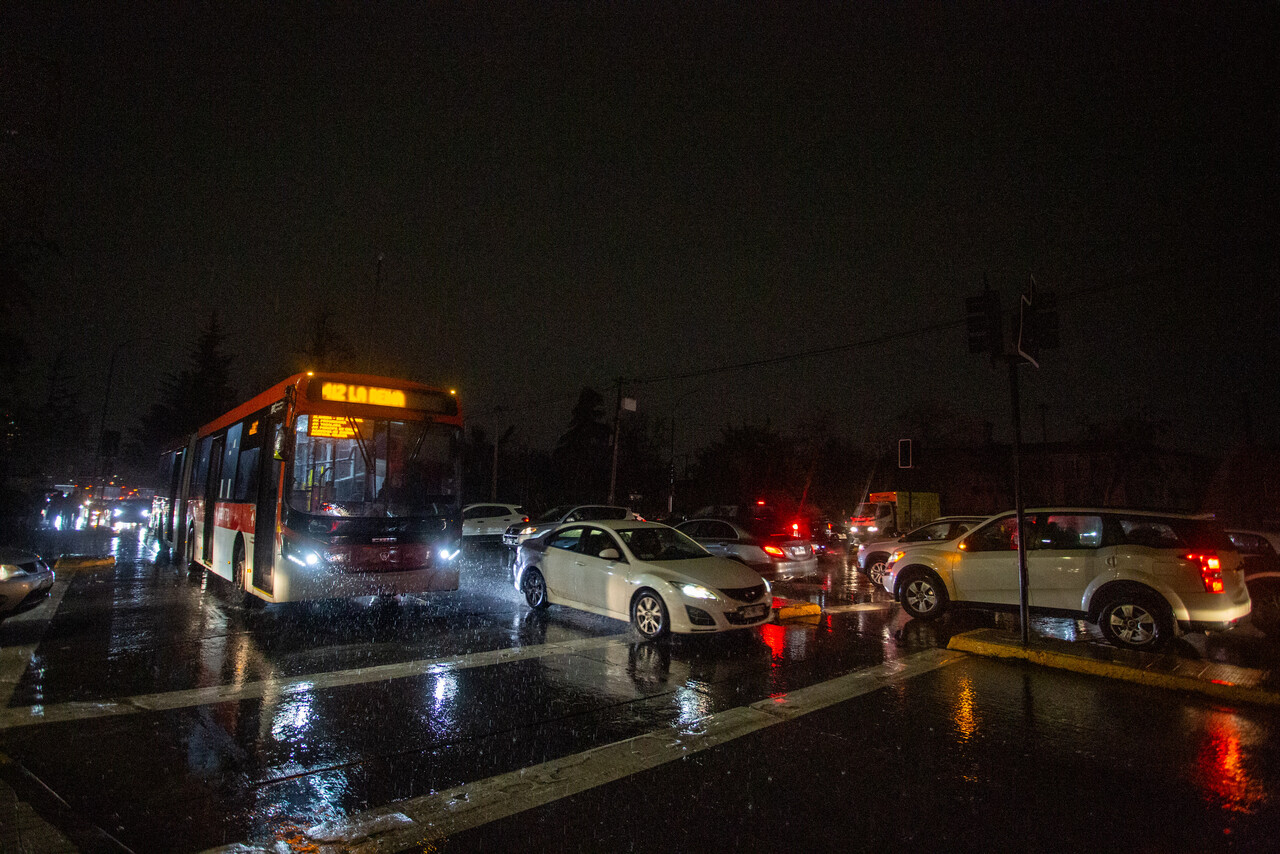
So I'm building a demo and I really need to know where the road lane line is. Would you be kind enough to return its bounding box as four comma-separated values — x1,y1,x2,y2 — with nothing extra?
0,633,633,731
0,574,74,709
202,647,964,853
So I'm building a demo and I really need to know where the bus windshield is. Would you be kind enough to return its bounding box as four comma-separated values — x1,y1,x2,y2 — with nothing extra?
289,415,460,518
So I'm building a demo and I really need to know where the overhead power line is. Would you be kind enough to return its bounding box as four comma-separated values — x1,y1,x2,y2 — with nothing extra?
626,253,1234,387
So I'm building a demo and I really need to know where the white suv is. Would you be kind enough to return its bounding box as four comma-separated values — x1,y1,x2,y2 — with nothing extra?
882,508,1250,650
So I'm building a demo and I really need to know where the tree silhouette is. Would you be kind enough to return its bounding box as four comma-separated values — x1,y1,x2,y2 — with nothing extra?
552,387,611,502
136,312,238,454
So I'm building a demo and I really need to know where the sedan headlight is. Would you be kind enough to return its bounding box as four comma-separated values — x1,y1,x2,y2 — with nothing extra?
680,583,718,601
519,526,538,536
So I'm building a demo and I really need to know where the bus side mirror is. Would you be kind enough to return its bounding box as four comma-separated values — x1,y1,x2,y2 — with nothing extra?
273,426,293,462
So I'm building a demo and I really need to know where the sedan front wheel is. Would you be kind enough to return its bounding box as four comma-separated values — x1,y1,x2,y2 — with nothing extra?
632,589,669,639
522,568,550,610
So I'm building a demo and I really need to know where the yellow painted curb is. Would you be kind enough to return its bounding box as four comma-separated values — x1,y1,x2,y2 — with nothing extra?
947,631,1280,707
53,555,116,571
774,601,822,621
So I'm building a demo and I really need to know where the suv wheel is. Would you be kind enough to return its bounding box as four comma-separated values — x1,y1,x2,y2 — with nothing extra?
1097,591,1172,651
899,569,948,620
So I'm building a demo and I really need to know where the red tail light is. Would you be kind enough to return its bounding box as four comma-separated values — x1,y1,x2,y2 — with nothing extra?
522,516,529,523
1186,552,1224,593
763,545,786,558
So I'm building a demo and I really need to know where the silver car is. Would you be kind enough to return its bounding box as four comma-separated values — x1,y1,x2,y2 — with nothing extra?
503,505,638,549
857,516,987,587
676,517,817,580
0,547,56,622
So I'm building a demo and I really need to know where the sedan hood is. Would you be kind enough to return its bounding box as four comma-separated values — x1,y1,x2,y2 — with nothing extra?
643,556,764,590
0,547,43,566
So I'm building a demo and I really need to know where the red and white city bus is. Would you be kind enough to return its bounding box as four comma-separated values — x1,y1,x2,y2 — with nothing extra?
152,373,464,602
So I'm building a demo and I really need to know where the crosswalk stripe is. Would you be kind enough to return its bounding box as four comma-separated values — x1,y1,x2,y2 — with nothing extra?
0,633,633,731
201,647,964,853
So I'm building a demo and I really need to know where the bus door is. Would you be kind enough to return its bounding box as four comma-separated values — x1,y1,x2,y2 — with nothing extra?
203,435,224,564
166,448,185,542
252,420,281,594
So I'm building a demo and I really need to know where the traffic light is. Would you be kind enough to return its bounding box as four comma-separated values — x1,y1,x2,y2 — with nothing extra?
965,289,1003,357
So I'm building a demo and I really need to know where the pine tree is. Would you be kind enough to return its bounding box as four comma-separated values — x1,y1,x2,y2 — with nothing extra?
136,312,238,453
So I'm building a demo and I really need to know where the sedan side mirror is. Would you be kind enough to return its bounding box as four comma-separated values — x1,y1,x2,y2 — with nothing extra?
598,548,621,561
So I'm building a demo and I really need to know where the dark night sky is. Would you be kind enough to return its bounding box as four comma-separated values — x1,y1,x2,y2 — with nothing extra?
6,2,1278,461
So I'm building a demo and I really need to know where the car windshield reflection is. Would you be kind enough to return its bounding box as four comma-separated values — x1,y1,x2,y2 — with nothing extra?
618,527,707,561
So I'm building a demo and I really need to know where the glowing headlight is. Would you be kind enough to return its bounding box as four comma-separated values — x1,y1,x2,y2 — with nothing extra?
0,565,20,581
868,526,879,533
438,548,461,560
681,584,718,600
305,552,319,566
889,550,904,564
520,526,538,536
114,509,122,517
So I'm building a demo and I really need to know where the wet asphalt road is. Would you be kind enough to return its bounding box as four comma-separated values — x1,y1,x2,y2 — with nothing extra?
1,529,1279,852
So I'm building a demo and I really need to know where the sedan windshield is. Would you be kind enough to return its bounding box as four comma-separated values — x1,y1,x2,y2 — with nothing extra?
617,527,708,561
289,416,460,518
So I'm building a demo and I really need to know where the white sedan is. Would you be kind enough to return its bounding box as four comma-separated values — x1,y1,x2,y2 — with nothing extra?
512,520,773,638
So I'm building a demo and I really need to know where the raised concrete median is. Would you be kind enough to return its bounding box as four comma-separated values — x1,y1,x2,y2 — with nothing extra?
948,627,1280,707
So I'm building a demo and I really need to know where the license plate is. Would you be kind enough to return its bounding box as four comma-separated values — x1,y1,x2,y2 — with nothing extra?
741,604,768,618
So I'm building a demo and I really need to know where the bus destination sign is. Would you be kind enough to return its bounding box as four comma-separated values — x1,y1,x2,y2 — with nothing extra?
309,415,364,439
320,382,407,408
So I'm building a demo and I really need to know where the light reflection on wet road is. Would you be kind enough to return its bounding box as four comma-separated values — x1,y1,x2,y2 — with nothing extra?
0,530,1277,852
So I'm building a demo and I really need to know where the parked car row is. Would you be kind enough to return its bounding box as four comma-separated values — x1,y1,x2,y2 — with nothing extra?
478,498,1275,652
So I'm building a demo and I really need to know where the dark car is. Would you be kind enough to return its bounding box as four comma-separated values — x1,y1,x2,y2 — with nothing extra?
1226,529,1280,636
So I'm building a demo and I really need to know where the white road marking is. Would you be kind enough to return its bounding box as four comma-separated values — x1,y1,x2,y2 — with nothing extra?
0,633,633,730
202,647,964,854
0,574,73,708
823,602,895,613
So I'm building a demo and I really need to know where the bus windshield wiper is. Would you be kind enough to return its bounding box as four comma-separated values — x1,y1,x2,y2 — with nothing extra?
346,414,376,501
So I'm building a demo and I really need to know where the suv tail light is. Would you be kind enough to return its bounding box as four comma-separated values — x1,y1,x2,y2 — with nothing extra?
1186,552,1224,593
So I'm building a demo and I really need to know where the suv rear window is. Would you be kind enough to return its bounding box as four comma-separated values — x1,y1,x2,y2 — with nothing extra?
1113,516,1232,551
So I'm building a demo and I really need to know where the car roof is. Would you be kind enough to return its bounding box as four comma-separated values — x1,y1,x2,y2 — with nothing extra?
558,519,666,532
987,508,1217,520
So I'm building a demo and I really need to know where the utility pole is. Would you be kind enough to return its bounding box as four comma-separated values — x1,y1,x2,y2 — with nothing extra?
95,345,120,503
1008,356,1030,645
608,378,623,504
369,253,383,372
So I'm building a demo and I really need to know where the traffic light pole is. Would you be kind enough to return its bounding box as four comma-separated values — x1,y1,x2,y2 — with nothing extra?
1008,356,1031,646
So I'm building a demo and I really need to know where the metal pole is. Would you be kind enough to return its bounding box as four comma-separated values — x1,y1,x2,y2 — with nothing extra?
608,378,623,504
370,254,383,373
491,440,499,501
1009,357,1030,645
95,345,120,503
